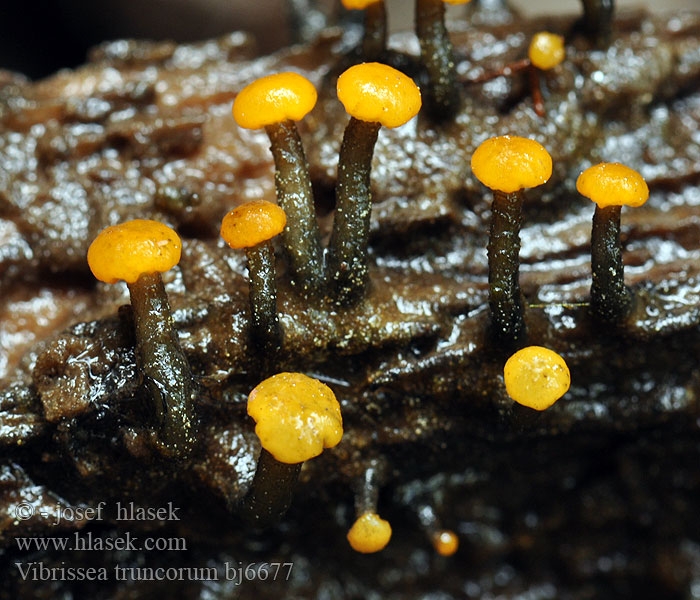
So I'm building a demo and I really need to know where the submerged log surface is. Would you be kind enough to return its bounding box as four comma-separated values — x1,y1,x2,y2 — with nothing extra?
1,5,700,598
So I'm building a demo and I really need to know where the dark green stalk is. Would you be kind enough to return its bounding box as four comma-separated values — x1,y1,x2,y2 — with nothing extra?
591,204,631,322
265,120,324,294
362,1,387,60
245,241,282,357
415,0,460,121
127,271,196,459
240,448,301,527
488,190,525,341
327,117,380,305
580,0,615,47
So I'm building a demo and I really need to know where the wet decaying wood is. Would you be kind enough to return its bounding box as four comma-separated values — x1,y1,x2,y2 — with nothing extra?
1,4,700,598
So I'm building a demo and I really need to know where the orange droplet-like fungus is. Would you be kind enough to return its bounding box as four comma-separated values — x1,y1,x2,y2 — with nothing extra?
504,346,571,411
347,512,392,553
87,219,181,285
233,72,318,130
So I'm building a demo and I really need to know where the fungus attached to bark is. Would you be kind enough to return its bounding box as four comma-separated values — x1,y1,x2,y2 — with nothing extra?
342,0,387,60
415,0,471,121
471,135,552,341
221,200,287,357
327,62,421,305
241,372,343,527
504,346,570,411
87,219,195,459
576,162,649,323
232,73,323,293
432,529,459,556
347,511,392,553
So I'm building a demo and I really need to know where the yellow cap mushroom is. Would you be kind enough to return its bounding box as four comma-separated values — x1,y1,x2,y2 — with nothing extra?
336,62,422,128
247,372,343,464
504,346,570,411
87,219,181,285
528,32,566,71
232,73,317,130
471,135,553,194
347,511,392,553
220,200,287,250
576,162,649,209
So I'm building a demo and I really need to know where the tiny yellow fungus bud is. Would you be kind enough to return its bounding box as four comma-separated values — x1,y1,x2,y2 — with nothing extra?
347,512,392,553
342,0,381,8
247,372,343,464
87,219,181,285
433,529,459,556
443,0,472,4
504,346,570,411
471,135,553,194
232,73,317,130
528,32,566,70
337,62,422,128
220,200,287,250
576,163,649,209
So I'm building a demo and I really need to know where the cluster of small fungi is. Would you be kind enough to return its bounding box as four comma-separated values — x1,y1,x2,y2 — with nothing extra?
82,0,647,554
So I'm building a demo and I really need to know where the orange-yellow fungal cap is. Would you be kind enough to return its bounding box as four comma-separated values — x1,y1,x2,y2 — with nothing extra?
504,346,570,411
247,372,343,464
576,162,649,209
471,135,552,194
220,200,287,249
433,530,459,556
87,219,181,285
341,0,381,8
528,32,566,70
347,512,392,553
232,72,317,130
337,62,422,128
443,0,473,4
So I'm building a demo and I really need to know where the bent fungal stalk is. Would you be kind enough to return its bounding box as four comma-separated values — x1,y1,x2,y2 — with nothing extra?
220,200,286,359
468,31,566,117
232,73,324,294
415,0,471,121
240,373,343,527
327,62,421,305
342,0,387,60
576,162,649,323
87,220,196,459
471,136,552,341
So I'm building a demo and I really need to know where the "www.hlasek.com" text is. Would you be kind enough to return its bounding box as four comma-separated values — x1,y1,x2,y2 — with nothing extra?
15,532,186,552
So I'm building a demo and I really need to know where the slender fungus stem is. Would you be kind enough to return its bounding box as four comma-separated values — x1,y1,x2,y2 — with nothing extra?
415,0,470,121
580,0,615,47
264,120,324,292
576,162,649,324
241,448,301,528
328,63,421,305
221,200,287,358
241,373,343,527
127,272,196,457
362,1,387,59
245,241,282,357
488,190,525,341
328,118,380,304
233,74,323,293
87,220,196,459
471,136,552,342
591,205,629,321
528,66,545,117
342,0,387,60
